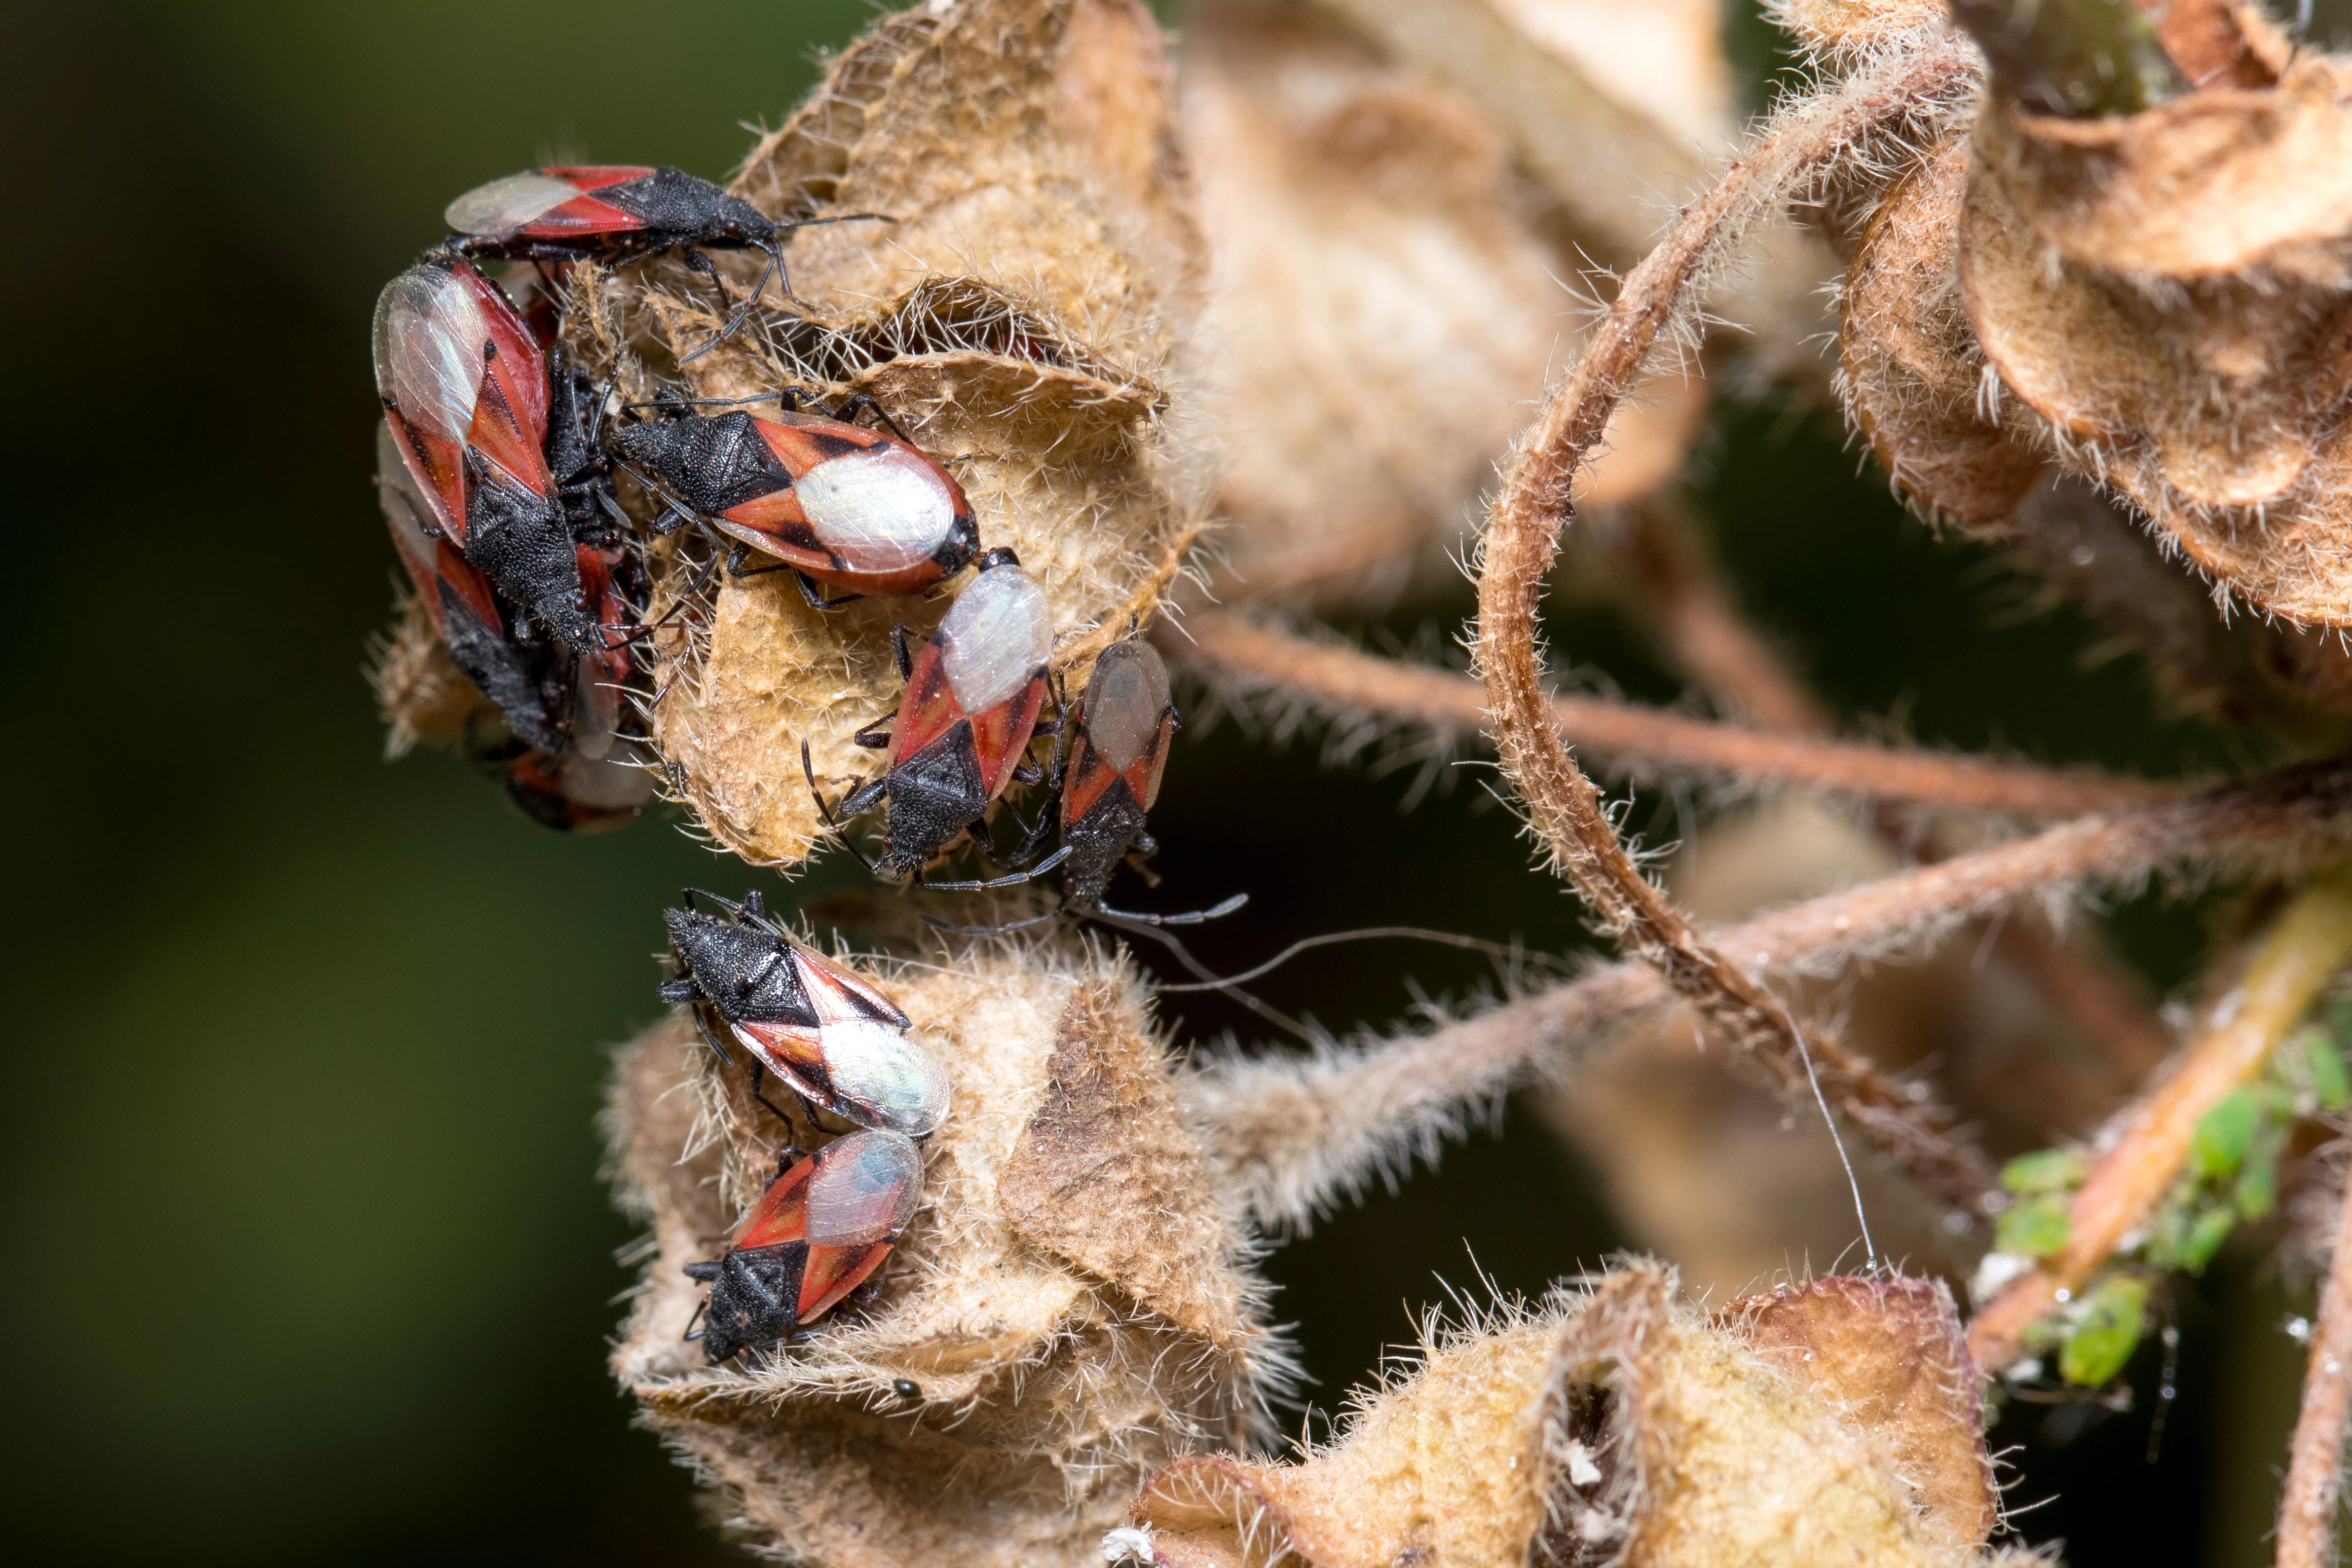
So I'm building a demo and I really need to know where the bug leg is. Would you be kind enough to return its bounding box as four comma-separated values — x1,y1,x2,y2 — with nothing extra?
682,1296,708,1343
889,626,914,680
851,712,897,749
1093,892,1250,927
921,905,1068,937
794,571,864,610
825,392,916,446
916,843,1072,892
686,1003,740,1071
743,1061,802,1128
802,740,891,880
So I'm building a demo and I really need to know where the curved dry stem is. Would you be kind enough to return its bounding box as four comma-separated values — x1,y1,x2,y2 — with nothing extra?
1190,757,2352,1228
1967,871,2352,1372
1468,38,1991,1213
2279,1148,2352,1568
1173,613,2180,816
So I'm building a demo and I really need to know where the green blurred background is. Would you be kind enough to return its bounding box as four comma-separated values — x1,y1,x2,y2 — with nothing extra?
8,2,2349,1562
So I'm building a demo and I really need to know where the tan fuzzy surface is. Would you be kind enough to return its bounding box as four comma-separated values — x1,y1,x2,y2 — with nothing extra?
1000,981,1251,1349
1975,56,2352,281
1767,0,1952,61
608,941,1279,1566
1960,138,2352,623
563,0,1213,867
1129,1263,1989,1568
1180,2,1701,608
1723,1275,1997,1555
1840,128,2043,529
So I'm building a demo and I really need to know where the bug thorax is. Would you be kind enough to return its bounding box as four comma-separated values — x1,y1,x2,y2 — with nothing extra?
617,414,776,513
663,911,810,1022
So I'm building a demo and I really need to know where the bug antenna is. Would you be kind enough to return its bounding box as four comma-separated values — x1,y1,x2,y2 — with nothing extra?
921,907,1067,937
800,740,887,878
1150,923,1566,992
915,843,1073,893
1091,912,1318,1043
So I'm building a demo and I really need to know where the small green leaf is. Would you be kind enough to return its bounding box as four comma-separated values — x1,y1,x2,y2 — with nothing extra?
2001,1148,2086,1195
1996,1194,2072,1259
2236,1155,2278,1221
2180,1206,2236,1272
2061,1276,2151,1387
2191,1090,2259,1181
2307,1031,2350,1111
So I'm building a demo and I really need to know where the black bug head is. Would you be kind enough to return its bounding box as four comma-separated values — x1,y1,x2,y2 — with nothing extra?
691,1248,803,1363
973,546,1021,574
932,511,982,575
708,191,777,245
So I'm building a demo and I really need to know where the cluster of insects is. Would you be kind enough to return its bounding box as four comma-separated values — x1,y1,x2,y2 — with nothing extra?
370,162,1228,1363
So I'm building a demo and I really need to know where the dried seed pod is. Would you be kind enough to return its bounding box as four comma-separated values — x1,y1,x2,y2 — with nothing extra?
1129,1263,2010,1568
1179,2,1703,608
1956,56,2352,628
608,942,1281,1566
1766,0,1954,63
555,0,1210,867
1839,129,2045,529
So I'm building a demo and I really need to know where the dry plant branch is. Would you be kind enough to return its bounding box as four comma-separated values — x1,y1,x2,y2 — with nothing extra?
1468,37,1991,1214
1173,610,2178,817
1608,497,2177,1092
1193,757,2352,1228
2279,1142,2352,1568
1967,872,2352,1372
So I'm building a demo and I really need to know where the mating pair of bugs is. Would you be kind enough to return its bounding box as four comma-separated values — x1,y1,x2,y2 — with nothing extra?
372,164,980,830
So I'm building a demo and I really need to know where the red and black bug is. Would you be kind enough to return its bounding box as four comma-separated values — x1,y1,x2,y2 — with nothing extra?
376,424,566,751
684,1129,922,1360
660,889,951,1138
493,538,656,832
614,390,979,607
373,257,594,650
440,165,880,359
805,550,1065,883
924,637,1246,934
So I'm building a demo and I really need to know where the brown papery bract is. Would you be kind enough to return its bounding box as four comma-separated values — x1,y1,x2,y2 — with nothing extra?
557,0,1212,867
607,941,1284,1566
1126,1264,2023,1568
1180,2,1701,610
1957,56,2352,628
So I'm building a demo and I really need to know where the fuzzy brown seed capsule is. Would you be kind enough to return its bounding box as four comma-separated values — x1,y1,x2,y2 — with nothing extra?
1129,1264,2014,1568
608,942,1279,1566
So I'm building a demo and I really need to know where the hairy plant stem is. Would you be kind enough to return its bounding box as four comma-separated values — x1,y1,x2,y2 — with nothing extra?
1468,37,1991,1214
1193,757,2352,1227
1966,872,2352,1372
2280,1146,2352,1568
1610,498,2175,1093
1172,611,2180,816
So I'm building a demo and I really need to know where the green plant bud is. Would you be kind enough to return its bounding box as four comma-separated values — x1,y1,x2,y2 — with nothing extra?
2060,1276,2151,1387
2235,1154,2278,1220
2191,1089,2259,1180
1995,1194,2071,1259
2180,1206,2237,1272
2001,1148,2086,1195
2306,1029,2351,1110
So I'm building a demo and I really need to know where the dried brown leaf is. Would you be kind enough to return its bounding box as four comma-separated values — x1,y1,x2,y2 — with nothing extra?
1840,130,2044,527
1000,980,1248,1349
1974,55,2352,281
